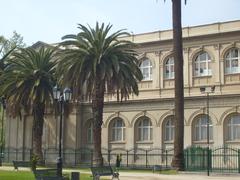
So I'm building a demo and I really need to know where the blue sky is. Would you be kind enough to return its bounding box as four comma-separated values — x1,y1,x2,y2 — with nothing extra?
1,0,240,45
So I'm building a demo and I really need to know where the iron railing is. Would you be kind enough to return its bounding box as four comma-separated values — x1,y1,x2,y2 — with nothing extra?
1,146,240,173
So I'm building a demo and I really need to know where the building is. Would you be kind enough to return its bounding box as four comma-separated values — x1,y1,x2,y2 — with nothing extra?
4,20,240,165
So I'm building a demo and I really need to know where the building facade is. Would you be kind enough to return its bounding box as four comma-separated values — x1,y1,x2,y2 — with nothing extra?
4,20,240,162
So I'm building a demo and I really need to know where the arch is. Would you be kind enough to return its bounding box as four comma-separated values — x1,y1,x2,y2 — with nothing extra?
160,51,174,66
190,48,215,63
162,115,175,142
219,106,240,125
131,111,157,127
222,112,240,141
220,43,240,60
138,54,156,68
104,112,130,128
158,110,187,127
158,110,174,127
84,118,93,127
187,108,218,126
192,114,214,141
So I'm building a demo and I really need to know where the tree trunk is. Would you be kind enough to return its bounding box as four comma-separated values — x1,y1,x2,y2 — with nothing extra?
171,0,185,170
32,102,45,164
92,79,104,167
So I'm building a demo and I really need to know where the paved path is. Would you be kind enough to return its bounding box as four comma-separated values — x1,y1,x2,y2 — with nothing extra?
0,166,239,180
119,173,240,180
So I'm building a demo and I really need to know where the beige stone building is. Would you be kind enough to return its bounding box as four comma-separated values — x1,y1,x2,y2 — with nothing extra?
4,20,240,163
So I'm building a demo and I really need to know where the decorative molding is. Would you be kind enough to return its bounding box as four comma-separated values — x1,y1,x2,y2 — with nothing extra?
154,51,160,56
183,47,189,53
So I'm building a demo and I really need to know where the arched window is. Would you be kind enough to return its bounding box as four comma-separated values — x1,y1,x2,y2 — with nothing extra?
137,118,152,141
226,114,240,141
225,48,240,74
164,57,174,79
194,115,213,141
194,52,212,77
87,121,93,143
164,116,175,141
140,59,152,81
111,118,125,142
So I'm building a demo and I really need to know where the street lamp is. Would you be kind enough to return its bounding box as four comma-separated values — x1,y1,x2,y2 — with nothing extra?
200,86,215,176
0,97,6,166
53,86,72,177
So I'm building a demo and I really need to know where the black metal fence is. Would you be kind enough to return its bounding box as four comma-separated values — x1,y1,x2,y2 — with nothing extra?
185,146,240,173
1,147,174,168
1,146,240,173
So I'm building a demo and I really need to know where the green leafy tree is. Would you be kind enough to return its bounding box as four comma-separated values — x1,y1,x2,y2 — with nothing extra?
57,23,143,166
0,47,56,163
0,31,26,58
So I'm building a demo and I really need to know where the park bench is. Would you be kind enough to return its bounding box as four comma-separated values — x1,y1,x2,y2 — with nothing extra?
33,168,67,180
12,160,30,170
91,166,119,180
152,165,174,173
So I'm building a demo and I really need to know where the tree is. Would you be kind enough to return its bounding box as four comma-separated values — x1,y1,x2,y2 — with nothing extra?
0,31,26,58
0,47,56,163
164,0,185,170
57,22,143,166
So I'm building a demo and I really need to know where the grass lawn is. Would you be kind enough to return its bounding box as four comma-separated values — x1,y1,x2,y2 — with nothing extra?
0,168,177,179
0,170,100,180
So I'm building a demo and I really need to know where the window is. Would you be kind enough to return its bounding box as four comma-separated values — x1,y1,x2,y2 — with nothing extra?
111,118,125,141
137,118,152,141
227,114,240,141
87,121,93,143
194,115,213,141
140,59,152,80
164,57,174,79
194,52,212,77
225,48,240,74
164,117,175,141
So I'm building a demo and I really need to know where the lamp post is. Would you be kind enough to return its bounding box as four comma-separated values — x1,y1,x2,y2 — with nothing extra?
0,97,6,166
53,86,72,177
200,86,215,176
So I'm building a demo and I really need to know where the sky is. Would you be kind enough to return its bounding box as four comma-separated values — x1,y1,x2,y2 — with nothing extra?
1,0,240,45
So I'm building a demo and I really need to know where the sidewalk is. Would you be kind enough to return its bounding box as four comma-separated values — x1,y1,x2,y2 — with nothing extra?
0,166,239,180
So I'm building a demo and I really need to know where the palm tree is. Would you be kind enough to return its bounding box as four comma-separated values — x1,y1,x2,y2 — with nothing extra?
164,0,185,170
0,47,57,163
57,22,143,166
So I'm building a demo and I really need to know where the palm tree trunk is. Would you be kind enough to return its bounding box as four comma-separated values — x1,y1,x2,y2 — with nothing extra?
92,79,104,167
32,103,45,164
171,0,185,170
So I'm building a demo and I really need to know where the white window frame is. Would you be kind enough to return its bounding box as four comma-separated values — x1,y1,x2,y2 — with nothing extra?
194,52,212,77
140,59,152,81
225,48,240,74
227,114,240,141
164,117,175,141
137,118,152,141
194,115,213,141
111,118,125,142
87,121,93,143
164,57,174,79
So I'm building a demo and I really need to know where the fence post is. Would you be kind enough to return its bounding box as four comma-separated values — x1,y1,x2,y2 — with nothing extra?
127,150,129,167
209,148,212,172
90,149,93,166
145,150,148,168
16,148,18,160
165,150,168,168
108,150,111,165
74,149,76,167
238,149,240,173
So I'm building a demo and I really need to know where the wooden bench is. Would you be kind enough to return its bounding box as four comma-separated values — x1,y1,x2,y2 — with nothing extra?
91,166,119,180
12,160,30,170
152,165,173,173
33,168,66,180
